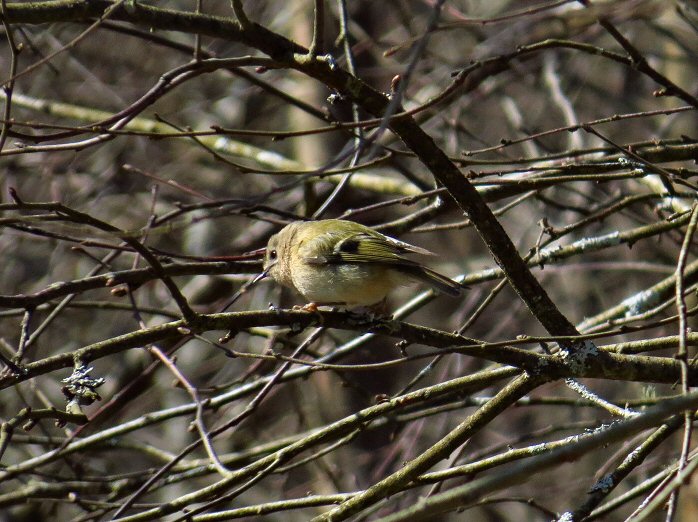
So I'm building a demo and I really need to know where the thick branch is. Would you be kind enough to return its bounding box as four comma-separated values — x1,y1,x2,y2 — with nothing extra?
1,310,696,391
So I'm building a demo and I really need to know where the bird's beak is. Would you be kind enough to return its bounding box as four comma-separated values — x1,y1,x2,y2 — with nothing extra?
253,270,269,283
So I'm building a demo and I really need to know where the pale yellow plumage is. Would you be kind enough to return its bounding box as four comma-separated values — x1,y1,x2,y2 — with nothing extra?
263,219,463,307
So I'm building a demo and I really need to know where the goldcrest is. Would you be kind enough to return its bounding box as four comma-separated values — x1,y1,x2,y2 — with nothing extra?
263,219,463,307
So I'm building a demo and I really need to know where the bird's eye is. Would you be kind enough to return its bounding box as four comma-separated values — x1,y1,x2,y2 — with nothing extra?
269,249,277,260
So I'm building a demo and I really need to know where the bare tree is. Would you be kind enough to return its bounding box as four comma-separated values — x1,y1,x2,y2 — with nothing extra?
1,1,697,520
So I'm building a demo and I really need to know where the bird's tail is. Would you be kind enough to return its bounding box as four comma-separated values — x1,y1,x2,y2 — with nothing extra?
399,265,464,297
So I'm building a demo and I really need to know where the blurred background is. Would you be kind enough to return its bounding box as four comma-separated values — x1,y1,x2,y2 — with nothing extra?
1,0,697,520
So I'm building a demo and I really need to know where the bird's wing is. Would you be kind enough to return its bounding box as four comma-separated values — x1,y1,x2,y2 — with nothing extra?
327,232,426,265
300,229,433,265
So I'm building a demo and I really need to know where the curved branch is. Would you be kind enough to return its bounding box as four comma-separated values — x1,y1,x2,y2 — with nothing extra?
1,310,696,391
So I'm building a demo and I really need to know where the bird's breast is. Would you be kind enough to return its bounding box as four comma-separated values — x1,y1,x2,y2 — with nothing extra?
291,262,399,306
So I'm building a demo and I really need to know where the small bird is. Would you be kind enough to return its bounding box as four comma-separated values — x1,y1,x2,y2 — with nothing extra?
263,219,463,307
